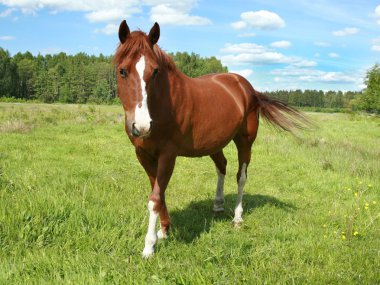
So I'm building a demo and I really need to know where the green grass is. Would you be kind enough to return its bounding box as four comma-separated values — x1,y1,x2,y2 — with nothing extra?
0,102,379,284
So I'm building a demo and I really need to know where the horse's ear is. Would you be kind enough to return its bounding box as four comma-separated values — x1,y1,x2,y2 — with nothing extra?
119,20,130,44
148,22,160,45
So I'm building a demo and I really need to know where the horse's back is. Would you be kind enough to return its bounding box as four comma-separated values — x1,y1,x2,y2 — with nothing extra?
176,72,258,156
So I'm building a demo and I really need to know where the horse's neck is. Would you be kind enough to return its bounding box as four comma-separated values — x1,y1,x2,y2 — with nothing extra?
166,68,190,103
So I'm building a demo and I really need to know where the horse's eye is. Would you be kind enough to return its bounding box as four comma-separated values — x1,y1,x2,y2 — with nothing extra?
120,68,127,78
152,68,159,78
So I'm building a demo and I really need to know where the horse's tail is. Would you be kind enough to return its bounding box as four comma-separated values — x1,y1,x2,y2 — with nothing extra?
255,91,312,132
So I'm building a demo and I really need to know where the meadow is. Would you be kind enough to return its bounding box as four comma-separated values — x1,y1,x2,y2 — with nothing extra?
0,102,379,284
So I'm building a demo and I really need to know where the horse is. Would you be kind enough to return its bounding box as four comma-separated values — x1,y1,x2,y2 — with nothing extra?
114,21,309,257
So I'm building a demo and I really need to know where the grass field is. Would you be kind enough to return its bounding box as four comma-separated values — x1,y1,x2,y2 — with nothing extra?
0,102,379,284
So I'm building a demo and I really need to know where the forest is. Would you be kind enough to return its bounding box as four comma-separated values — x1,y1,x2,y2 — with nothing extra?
0,47,379,113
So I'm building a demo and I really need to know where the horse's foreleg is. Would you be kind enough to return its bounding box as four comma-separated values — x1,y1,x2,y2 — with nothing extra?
136,148,157,189
210,151,227,212
142,149,176,258
136,149,159,257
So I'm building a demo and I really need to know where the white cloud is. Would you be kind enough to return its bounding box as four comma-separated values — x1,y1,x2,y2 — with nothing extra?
237,32,256,38
0,0,211,31
270,41,291,49
328,52,340,58
375,5,380,24
372,38,380,52
272,66,360,84
0,8,15,17
220,43,316,67
230,69,253,78
314,41,330,47
231,21,247,30
231,10,285,30
291,59,317,67
221,44,288,65
299,72,356,83
40,47,64,55
0,35,15,40
150,4,211,25
94,23,118,35
85,9,127,23
0,0,95,14
332,27,359,36
221,43,267,54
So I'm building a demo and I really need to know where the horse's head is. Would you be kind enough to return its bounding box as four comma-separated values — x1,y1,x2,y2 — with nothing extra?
115,21,161,138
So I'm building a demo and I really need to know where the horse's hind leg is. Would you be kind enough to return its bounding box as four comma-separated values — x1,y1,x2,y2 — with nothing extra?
233,110,258,226
210,151,227,212
232,135,253,227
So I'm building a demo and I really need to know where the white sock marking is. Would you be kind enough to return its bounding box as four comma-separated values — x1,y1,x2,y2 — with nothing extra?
142,200,158,258
233,163,246,224
213,167,225,212
135,56,152,134
157,228,167,240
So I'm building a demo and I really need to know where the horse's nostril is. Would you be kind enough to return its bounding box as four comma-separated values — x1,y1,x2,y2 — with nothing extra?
132,123,140,137
149,121,153,131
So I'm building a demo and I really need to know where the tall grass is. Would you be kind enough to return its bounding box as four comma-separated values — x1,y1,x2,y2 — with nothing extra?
0,103,379,284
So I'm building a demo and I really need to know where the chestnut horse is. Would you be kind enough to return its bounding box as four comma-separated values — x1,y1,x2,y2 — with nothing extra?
115,21,309,257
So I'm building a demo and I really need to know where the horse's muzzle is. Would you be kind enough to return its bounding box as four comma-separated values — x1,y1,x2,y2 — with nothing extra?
132,121,153,138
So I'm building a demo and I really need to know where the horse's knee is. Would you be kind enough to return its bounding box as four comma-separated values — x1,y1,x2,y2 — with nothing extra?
149,192,165,211
149,193,171,230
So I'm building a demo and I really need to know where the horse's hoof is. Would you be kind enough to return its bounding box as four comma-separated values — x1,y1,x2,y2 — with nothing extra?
213,206,225,212
232,218,243,228
157,229,168,240
142,247,154,258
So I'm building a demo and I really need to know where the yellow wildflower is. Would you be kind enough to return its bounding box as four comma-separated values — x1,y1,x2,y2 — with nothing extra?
341,235,346,240
354,192,358,197
353,231,359,236
373,201,377,205
368,184,372,188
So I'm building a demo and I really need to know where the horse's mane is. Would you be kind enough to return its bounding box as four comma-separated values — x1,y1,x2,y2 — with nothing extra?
114,31,177,72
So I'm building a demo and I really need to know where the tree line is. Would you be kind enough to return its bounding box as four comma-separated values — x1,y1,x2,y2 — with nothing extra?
1,48,117,104
263,64,380,113
0,48,228,104
0,47,379,113
262,89,361,111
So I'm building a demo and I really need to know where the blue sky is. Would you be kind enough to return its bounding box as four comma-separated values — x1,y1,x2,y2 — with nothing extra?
0,0,379,91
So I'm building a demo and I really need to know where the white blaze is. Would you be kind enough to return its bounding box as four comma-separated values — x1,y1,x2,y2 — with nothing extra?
135,56,152,133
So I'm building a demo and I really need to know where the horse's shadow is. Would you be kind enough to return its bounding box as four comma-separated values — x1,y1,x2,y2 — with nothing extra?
168,194,296,243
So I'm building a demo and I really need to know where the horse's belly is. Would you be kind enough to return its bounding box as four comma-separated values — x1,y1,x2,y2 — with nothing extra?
177,116,241,157
178,138,232,157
